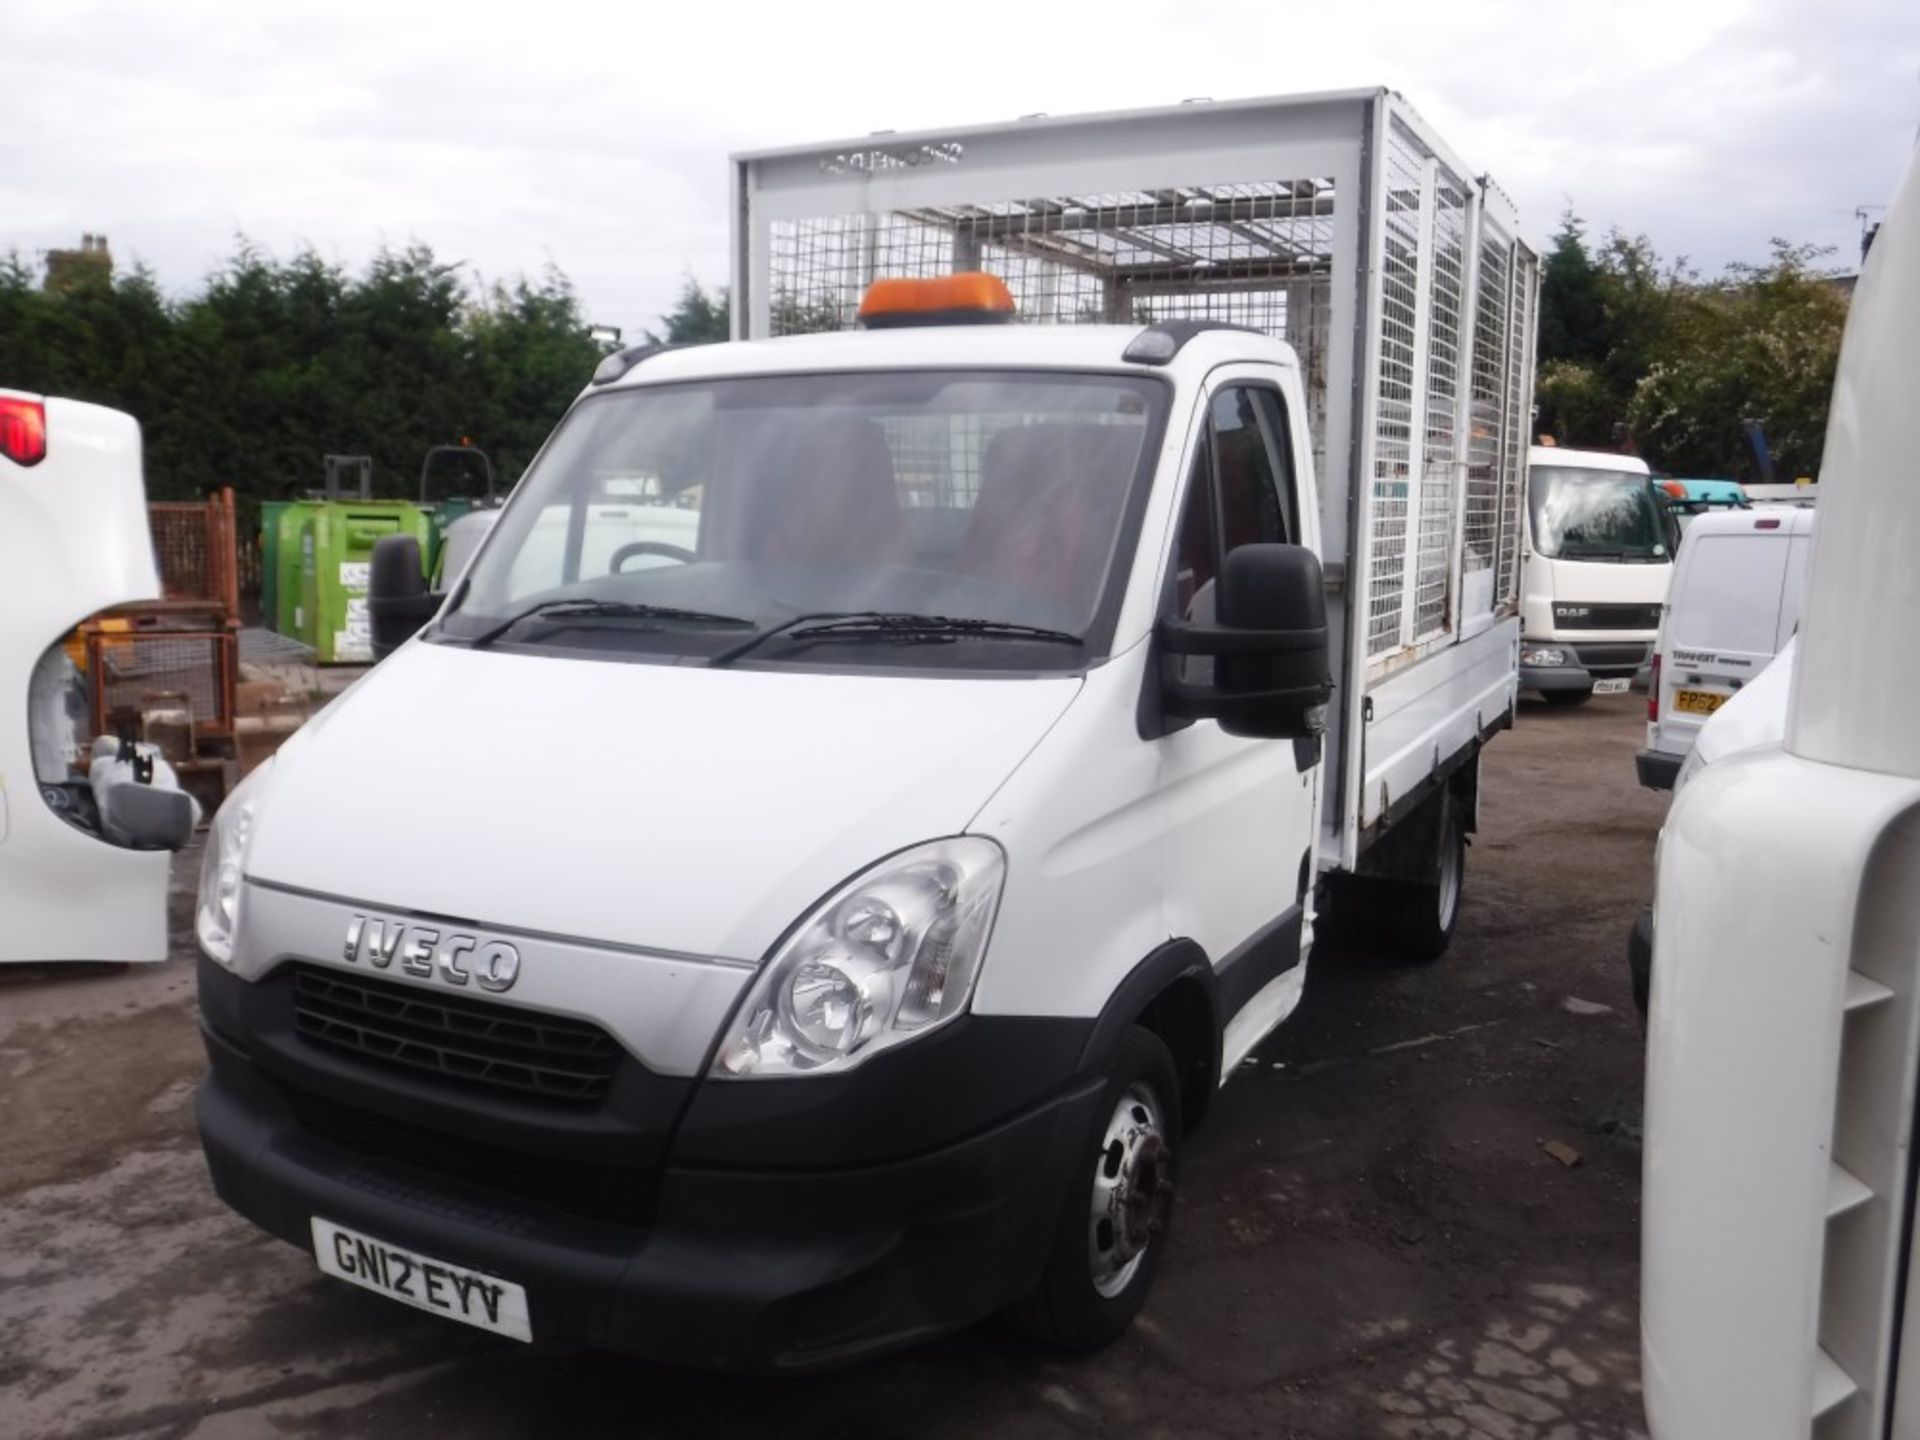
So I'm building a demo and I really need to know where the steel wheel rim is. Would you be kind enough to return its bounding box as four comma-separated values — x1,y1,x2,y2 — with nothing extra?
1088,1081,1171,1299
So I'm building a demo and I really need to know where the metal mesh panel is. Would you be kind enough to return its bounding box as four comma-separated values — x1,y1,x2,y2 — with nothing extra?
1498,249,1539,602
149,506,215,602
1411,179,1467,639
147,493,239,615
1464,229,1512,600
91,633,233,733
1365,132,1424,657
766,179,1338,475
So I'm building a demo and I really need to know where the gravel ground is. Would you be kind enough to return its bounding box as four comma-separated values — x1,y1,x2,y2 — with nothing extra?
0,692,1665,1439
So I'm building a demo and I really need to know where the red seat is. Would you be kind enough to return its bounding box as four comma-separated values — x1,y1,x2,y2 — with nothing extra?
737,418,911,566
954,423,1144,611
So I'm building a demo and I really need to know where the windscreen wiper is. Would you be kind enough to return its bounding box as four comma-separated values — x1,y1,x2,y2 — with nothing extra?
709,611,1084,668
465,599,753,650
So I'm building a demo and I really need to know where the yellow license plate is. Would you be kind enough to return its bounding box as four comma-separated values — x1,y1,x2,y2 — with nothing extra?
1674,688,1728,716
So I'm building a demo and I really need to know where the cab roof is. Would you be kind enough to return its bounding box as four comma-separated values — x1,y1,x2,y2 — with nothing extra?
1528,444,1652,475
597,323,1300,391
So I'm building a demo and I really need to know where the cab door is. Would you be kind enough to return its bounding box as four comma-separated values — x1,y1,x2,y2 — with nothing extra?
1152,368,1322,1067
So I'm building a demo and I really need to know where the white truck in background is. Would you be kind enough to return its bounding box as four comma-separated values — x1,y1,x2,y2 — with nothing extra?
1,390,197,964
199,90,1541,1369
1518,445,1671,704
1641,149,1919,1438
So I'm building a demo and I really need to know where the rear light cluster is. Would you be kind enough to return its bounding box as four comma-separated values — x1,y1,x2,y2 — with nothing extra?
0,397,47,467
1649,654,1661,722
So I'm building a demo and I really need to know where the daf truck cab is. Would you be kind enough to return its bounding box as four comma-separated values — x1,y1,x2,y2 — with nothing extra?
1520,446,1671,703
1641,149,1919,1437
194,91,1542,1371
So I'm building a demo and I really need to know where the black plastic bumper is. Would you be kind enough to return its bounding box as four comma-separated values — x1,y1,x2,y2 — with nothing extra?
1521,662,1598,693
1636,747,1683,791
1522,641,1653,692
196,999,1101,1372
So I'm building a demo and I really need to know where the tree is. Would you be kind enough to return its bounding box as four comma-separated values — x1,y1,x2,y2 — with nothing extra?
0,239,603,501
1628,242,1847,479
1537,212,1608,370
648,277,729,344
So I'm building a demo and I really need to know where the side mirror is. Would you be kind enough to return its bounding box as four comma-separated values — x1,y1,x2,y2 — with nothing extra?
1158,543,1332,740
98,782,196,851
367,534,438,661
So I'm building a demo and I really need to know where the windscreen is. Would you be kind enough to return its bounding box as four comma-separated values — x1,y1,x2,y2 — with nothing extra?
439,370,1167,669
1528,466,1668,562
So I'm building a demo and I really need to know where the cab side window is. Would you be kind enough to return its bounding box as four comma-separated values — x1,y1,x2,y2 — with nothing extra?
1211,386,1294,561
1171,385,1298,624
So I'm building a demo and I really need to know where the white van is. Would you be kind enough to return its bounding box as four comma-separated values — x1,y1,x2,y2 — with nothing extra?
194,93,1542,1370
1636,506,1815,789
1520,446,1672,703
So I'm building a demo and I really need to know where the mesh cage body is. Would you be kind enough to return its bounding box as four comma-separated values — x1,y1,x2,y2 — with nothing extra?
736,93,1540,677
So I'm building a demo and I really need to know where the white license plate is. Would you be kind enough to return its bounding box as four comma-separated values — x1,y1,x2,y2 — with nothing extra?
1592,678,1631,695
311,1216,531,1341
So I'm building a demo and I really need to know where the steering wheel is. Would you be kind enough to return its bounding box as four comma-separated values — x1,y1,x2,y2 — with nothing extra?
610,541,695,572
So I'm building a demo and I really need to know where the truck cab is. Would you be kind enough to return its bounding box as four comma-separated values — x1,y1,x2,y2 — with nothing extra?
1519,445,1671,702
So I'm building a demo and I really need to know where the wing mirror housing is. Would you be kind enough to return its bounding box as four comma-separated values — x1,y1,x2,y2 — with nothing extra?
1158,543,1333,740
367,534,438,661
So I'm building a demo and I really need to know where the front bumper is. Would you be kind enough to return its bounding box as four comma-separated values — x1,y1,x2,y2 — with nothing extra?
1636,748,1683,791
195,959,1100,1372
1521,639,1654,693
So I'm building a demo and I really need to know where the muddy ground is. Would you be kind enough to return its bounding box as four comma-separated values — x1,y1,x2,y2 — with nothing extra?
0,694,1667,1439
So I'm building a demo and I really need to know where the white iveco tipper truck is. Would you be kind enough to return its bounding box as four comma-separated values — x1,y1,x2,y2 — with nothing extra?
195,90,1539,1368
1641,147,1919,1438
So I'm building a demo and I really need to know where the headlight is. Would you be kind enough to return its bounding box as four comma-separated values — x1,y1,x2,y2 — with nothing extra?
195,764,270,965
1521,646,1569,668
716,837,1005,1078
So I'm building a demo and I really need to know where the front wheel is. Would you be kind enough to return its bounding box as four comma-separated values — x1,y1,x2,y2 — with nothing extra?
1008,1026,1180,1353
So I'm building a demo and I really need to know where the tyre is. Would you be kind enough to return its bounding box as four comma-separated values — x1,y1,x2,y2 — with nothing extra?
1540,688,1592,707
1008,1026,1180,1353
1371,804,1465,962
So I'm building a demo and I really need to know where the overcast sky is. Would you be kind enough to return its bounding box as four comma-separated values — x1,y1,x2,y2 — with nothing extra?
6,0,1915,337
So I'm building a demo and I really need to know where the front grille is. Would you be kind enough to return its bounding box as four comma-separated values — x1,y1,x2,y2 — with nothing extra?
291,965,621,1107
285,1087,649,1228
1553,602,1662,630
1573,642,1650,670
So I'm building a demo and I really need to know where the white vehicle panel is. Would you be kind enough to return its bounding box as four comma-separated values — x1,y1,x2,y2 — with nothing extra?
0,394,171,964
1644,749,1920,1437
1788,151,1920,783
1358,617,1516,832
245,642,1082,964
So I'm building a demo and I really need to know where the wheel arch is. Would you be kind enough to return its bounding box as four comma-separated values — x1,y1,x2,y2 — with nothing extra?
1077,939,1221,1136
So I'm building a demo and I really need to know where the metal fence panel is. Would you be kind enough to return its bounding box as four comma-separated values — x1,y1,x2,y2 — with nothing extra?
1364,125,1424,658
1411,172,1468,641
1499,247,1540,602
1465,226,1513,603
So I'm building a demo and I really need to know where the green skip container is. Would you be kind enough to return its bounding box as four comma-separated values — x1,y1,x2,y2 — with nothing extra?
298,501,431,663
